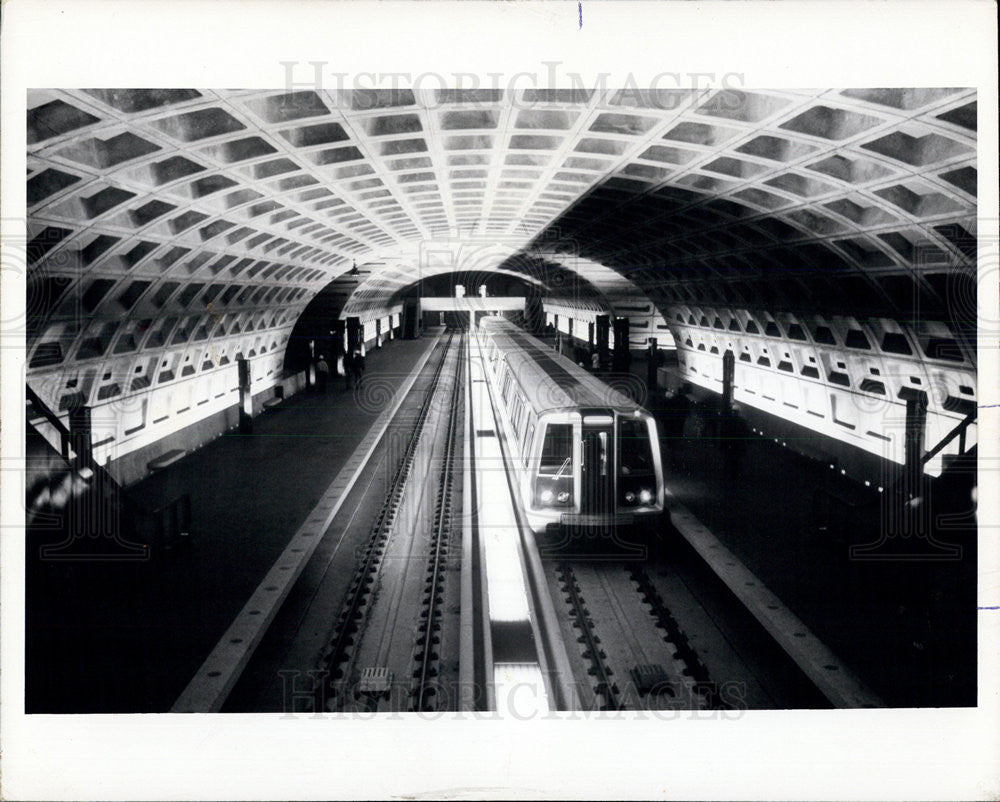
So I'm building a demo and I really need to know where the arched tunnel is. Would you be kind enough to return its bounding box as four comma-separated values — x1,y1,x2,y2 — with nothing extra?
21,88,980,715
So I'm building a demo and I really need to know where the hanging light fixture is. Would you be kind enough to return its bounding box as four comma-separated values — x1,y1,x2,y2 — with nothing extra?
349,259,360,277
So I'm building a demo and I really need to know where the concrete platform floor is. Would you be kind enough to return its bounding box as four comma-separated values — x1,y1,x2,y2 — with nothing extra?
25,333,442,713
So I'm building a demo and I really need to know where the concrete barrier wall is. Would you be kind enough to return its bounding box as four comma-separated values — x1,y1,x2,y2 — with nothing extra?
108,369,307,487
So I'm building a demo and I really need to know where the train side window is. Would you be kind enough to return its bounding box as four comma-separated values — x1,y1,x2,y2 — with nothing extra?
524,422,536,467
618,418,653,475
539,423,574,475
501,371,513,404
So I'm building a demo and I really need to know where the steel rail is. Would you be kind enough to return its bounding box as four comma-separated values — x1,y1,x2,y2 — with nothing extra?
320,333,456,709
413,334,465,711
556,562,621,711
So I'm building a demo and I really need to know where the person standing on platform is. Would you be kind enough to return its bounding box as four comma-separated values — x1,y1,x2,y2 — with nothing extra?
591,349,600,373
343,351,354,390
664,384,692,439
316,355,330,394
352,349,365,388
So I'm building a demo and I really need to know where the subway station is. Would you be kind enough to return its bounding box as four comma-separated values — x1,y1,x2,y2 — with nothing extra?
23,87,979,715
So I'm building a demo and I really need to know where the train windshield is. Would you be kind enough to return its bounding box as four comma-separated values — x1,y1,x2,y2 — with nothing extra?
538,423,574,476
618,418,654,475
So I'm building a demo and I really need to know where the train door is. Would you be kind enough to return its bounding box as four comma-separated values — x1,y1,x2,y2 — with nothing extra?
580,412,614,515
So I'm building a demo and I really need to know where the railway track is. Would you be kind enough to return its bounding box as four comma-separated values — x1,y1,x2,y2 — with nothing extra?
552,561,717,711
222,326,857,715
317,332,464,712
545,539,845,711
411,334,464,711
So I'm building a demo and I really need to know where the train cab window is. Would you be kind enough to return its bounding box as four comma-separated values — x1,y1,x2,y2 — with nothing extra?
539,423,574,475
618,419,653,476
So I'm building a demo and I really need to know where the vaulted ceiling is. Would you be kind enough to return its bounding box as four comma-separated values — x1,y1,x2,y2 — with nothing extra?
26,87,976,385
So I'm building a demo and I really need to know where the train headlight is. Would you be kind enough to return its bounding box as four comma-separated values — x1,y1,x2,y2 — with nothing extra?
639,488,653,504
540,489,554,503
557,491,571,503
624,491,636,503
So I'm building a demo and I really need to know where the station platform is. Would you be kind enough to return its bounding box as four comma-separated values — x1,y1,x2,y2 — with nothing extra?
626,354,977,708
25,333,975,712
25,332,443,713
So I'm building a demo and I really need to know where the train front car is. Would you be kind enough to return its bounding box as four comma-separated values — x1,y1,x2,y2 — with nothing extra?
527,408,664,536
476,317,665,539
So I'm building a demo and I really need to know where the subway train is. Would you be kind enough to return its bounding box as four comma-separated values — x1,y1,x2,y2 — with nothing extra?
474,316,665,535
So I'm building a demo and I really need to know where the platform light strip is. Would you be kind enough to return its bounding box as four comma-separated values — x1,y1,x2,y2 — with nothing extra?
468,335,551,716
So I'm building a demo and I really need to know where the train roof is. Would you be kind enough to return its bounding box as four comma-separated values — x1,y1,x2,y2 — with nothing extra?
477,317,644,414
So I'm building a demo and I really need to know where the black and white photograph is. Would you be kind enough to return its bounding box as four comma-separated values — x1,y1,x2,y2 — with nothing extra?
2,2,997,800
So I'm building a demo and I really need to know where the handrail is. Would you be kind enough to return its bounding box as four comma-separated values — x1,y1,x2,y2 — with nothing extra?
27,382,195,559
922,409,977,467
25,384,73,459
25,384,70,436
25,383,105,472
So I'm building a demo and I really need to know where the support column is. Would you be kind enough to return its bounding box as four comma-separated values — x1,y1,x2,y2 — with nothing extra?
595,314,610,370
647,338,659,393
68,401,93,466
331,319,345,377
588,321,595,350
237,357,253,435
904,391,929,499
375,318,382,348
346,316,362,355
403,299,420,339
612,316,629,371
722,349,735,411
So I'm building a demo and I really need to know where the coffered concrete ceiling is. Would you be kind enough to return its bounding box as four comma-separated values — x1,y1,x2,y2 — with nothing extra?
26,87,976,384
